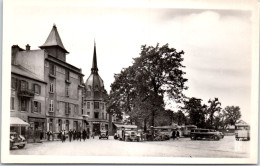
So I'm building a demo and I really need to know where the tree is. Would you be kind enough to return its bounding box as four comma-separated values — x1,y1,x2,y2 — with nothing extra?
108,43,188,129
183,97,207,128
223,106,241,126
206,98,222,128
172,110,186,125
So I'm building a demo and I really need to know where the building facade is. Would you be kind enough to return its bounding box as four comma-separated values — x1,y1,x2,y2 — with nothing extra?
83,43,109,136
11,25,85,139
11,46,47,143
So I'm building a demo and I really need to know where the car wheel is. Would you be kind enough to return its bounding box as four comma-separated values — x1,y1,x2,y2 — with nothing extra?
18,144,25,149
213,135,219,141
191,136,195,140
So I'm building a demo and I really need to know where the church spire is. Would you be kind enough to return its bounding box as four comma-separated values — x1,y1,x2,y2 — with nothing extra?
91,40,98,74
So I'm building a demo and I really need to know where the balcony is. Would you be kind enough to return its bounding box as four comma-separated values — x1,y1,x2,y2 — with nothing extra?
18,89,34,98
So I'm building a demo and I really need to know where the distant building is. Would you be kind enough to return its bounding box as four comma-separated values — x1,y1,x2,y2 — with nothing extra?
11,25,85,139
83,42,109,135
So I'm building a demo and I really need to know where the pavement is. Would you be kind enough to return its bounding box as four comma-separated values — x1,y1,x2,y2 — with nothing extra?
10,136,250,158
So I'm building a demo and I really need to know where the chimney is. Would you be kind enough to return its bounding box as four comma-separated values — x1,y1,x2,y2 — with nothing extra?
26,44,30,51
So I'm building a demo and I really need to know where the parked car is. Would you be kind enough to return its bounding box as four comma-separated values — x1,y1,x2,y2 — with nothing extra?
10,132,26,150
99,130,109,139
190,129,224,141
124,130,141,142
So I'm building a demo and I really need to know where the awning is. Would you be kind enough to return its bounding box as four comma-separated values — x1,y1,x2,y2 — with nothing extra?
10,117,30,127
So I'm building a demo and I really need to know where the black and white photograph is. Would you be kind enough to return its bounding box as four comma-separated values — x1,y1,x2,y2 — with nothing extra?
1,0,259,164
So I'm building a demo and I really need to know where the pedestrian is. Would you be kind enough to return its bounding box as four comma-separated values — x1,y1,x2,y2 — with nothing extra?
78,131,82,141
172,130,176,140
40,131,43,140
46,131,50,141
91,131,95,139
69,129,72,142
82,129,87,141
86,129,90,139
61,130,66,142
73,130,76,140
176,130,180,140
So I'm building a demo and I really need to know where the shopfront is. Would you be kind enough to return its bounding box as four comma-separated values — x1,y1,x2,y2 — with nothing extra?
27,117,45,143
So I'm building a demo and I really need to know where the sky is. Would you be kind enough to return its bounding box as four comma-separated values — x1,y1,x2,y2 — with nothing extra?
5,0,256,122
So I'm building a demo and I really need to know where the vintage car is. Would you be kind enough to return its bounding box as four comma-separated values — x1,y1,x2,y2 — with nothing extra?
115,124,141,142
235,123,250,141
99,130,109,139
182,125,197,137
10,132,27,149
190,128,224,141
154,126,173,141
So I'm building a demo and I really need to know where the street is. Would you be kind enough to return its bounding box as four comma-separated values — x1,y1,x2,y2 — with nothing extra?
10,136,249,158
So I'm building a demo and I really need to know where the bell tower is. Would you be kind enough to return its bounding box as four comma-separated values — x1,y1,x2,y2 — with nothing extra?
39,24,69,61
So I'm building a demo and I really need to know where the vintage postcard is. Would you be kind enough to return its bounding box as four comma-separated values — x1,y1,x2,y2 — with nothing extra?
1,0,259,164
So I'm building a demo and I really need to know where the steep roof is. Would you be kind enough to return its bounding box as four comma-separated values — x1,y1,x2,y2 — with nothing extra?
11,65,46,83
39,25,69,53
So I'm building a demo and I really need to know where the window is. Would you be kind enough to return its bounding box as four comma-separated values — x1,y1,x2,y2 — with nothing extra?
49,63,56,75
94,102,99,109
65,70,70,81
21,98,27,111
106,113,108,120
11,77,17,89
87,112,90,116
10,97,14,110
102,113,104,119
87,102,90,109
94,112,99,119
49,83,54,93
65,103,69,115
49,100,54,112
101,103,104,110
20,80,28,90
34,84,41,94
33,101,41,113
65,85,69,97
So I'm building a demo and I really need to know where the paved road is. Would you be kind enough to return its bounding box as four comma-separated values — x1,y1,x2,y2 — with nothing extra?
10,136,249,158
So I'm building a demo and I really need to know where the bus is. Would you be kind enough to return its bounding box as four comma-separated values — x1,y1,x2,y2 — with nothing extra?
235,123,250,141
182,125,197,137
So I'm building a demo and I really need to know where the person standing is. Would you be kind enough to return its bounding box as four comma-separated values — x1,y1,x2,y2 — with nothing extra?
78,130,82,141
69,129,72,142
46,131,50,141
176,130,180,140
172,130,176,140
82,129,87,141
73,130,76,141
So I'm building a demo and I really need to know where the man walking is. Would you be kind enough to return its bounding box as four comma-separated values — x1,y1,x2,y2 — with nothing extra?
78,130,82,141
82,129,87,141
172,130,176,140
69,129,72,142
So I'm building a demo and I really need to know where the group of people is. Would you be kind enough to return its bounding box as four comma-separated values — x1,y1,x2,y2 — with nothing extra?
172,130,180,140
67,129,89,142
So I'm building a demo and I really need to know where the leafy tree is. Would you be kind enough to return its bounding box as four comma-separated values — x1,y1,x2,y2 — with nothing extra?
206,98,222,128
183,97,207,128
108,43,188,129
223,106,241,126
172,110,186,125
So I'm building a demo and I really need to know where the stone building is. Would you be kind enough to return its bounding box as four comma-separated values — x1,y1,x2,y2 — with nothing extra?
11,25,85,139
11,54,47,142
83,42,109,136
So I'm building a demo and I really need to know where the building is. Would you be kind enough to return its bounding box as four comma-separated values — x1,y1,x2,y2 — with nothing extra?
11,25,85,139
11,46,47,143
83,42,109,136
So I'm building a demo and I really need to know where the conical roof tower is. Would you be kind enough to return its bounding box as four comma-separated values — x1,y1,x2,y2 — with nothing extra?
39,24,68,61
